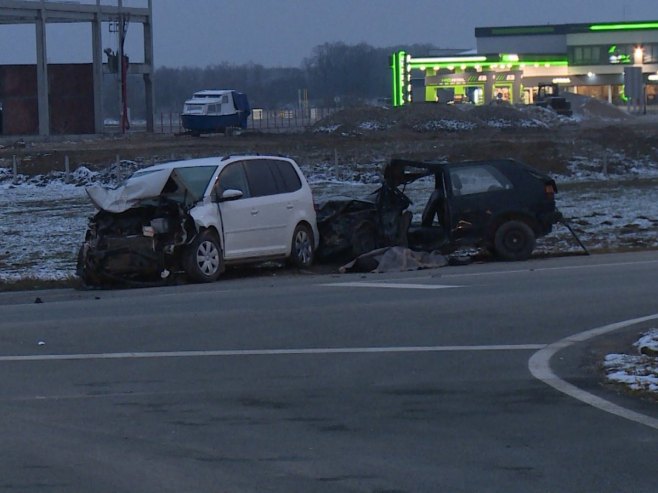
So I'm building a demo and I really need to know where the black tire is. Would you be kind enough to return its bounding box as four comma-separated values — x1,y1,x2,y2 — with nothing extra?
183,229,223,282
289,224,314,268
75,244,86,277
493,220,536,261
351,221,378,257
76,245,95,286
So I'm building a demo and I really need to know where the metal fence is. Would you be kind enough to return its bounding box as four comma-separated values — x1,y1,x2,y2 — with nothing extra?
154,107,339,134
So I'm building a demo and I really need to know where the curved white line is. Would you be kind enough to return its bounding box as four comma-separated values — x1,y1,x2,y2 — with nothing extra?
529,314,658,430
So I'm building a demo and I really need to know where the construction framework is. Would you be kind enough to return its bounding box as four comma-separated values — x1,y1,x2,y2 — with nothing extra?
0,0,154,135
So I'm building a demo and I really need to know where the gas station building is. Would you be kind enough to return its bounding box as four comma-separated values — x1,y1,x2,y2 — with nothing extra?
391,20,658,107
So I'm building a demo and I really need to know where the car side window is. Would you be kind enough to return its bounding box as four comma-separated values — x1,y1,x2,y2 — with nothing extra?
271,160,302,193
244,159,279,197
449,165,513,196
217,162,250,199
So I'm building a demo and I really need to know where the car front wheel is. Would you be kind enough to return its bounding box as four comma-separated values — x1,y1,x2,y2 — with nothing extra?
290,224,314,268
493,220,536,261
183,229,223,282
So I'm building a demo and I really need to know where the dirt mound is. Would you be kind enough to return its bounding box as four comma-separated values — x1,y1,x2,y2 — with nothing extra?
312,106,397,134
313,93,633,135
395,104,479,132
563,92,631,121
312,102,564,135
312,104,481,134
467,104,549,128
311,104,480,134
517,105,566,126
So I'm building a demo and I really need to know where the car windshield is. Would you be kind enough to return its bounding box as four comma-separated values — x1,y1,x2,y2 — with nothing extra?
172,166,218,202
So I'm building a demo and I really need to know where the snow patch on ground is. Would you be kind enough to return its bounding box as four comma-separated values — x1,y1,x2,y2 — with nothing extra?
604,329,658,393
483,118,547,129
636,329,658,356
313,124,342,134
413,120,478,132
358,121,390,131
566,155,658,181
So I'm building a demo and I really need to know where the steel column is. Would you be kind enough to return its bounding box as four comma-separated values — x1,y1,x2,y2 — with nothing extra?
35,3,50,136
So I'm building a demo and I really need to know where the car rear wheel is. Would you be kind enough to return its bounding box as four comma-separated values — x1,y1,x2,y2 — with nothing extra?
290,224,314,268
183,229,223,282
493,220,536,261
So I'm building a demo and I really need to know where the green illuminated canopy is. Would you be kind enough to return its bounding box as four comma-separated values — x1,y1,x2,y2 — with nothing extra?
412,56,487,64
390,49,569,107
407,53,567,70
590,21,658,31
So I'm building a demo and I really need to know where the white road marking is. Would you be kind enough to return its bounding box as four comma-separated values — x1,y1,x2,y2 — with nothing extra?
320,282,460,290
0,344,544,363
529,313,658,430
440,258,658,279
385,258,658,284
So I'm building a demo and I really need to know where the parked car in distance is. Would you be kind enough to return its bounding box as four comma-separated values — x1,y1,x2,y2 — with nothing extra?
317,158,561,261
77,155,319,285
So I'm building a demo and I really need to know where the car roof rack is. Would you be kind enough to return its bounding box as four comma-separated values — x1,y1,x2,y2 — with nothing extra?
220,153,262,161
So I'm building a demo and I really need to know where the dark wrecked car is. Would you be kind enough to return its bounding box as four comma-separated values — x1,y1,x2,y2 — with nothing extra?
316,158,561,261
77,155,319,286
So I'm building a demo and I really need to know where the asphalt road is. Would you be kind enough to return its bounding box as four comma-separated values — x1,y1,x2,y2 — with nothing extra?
1,251,657,492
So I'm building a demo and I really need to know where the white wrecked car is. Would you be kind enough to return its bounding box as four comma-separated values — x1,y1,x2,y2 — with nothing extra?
77,155,319,285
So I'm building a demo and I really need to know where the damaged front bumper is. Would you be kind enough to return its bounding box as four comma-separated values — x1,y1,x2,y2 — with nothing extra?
77,203,195,286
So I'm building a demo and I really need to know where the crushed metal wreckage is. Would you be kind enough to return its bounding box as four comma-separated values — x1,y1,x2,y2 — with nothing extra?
316,157,564,271
77,166,205,286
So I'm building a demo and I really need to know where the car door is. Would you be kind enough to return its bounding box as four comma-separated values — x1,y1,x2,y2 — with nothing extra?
214,161,268,259
241,159,290,255
445,164,514,241
269,158,305,242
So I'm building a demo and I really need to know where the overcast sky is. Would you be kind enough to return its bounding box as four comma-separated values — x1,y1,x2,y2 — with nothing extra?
0,0,656,67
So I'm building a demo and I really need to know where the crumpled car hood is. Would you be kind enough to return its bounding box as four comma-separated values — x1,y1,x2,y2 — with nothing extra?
86,168,182,213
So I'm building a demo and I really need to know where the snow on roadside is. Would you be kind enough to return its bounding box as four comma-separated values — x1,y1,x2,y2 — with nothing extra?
636,330,658,356
566,155,658,182
604,329,658,394
414,120,478,132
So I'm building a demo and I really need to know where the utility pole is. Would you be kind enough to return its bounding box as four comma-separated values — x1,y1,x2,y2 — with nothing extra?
93,0,104,133
143,0,154,132
36,0,50,135
117,0,129,133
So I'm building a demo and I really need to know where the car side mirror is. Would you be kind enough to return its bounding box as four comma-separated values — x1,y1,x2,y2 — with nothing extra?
218,189,243,202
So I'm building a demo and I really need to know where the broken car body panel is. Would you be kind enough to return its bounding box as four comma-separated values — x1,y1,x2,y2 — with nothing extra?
86,168,175,213
85,165,216,213
316,197,381,259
